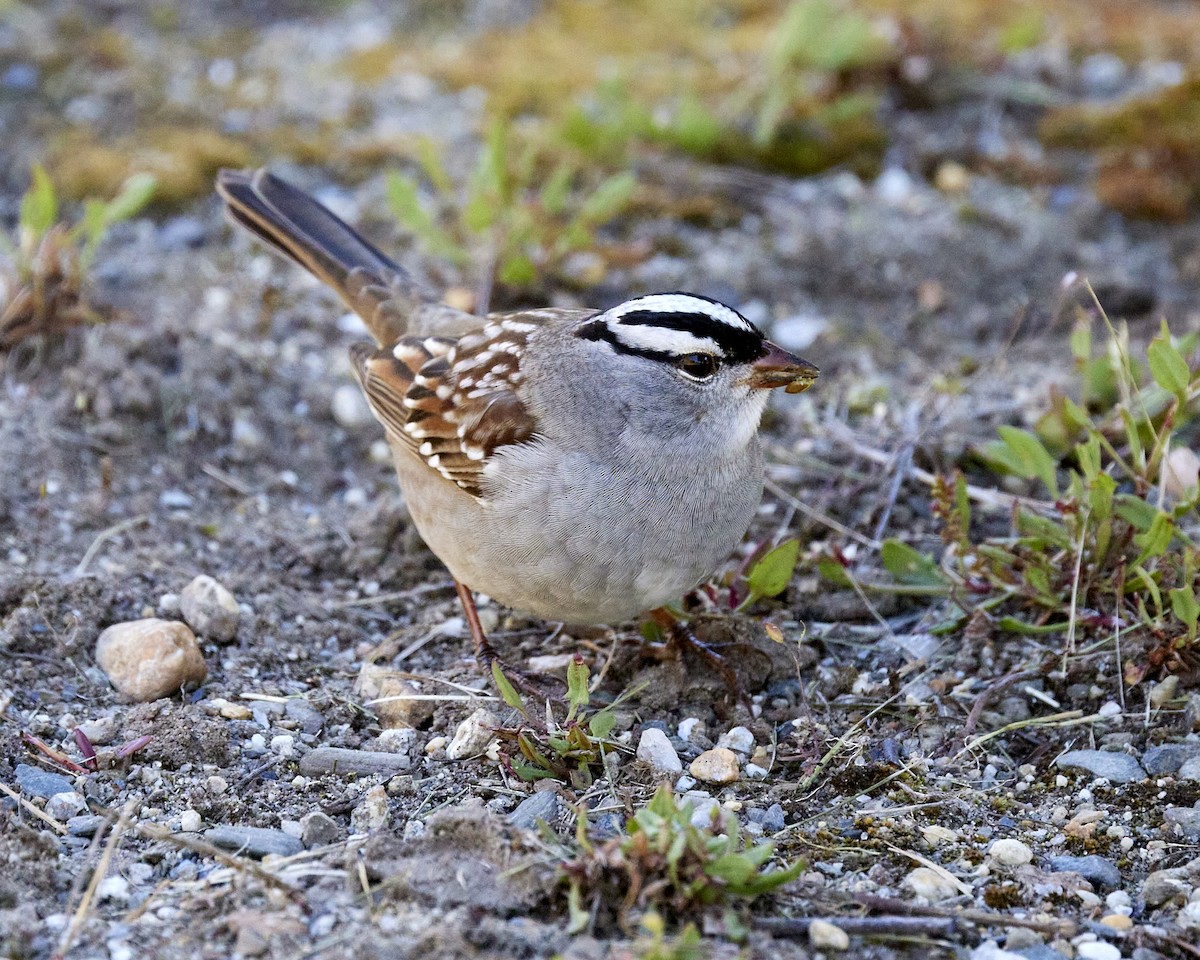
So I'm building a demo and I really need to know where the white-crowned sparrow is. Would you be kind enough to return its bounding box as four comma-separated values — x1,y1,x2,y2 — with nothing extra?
216,169,817,671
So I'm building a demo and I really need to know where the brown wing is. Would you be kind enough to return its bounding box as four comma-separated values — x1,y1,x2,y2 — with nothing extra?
350,316,546,498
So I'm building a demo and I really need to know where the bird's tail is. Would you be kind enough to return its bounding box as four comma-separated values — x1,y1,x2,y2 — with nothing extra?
216,168,418,346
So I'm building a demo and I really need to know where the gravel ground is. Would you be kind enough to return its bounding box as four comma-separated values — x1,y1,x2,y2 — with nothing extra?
2,2,1200,959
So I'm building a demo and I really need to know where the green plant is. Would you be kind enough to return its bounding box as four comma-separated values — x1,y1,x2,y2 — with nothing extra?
824,288,1200,680
1,165,156,348
562,784,803,932
491,658,638,789
386,121,635,295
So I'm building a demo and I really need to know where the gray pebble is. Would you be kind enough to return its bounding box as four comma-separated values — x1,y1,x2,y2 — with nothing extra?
66,815,105,837
1047,854,1121,890
1055,750,1145,783
760,803,786,833
203,826,303,858
1163,805,1200,840
300,811,342,848
14,763,74,799
1142,744,1198,776
1142,866,1191,907
285,699,325,735
158,216,208,250
1017,947,1070,960
298,747,413,778
508,791,564,830
1177,756,1200,782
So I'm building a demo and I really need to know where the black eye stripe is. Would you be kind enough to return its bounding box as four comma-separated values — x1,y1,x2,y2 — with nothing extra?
612,310,764,364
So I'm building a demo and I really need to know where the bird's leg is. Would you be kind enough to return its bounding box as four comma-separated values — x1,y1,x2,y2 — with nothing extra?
646,607,749,709
453,579,556,702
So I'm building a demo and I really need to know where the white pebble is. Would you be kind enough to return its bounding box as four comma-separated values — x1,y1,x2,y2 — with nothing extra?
636,728,682,774
179,810,202,833
808,919,849,951
716,725,755,755
988,838,1033,867
446,708,499,760
1076,942,1121,960
179,575,240,642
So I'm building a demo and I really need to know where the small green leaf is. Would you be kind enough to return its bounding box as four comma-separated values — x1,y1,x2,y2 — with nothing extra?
565,657,589,721
816,556,852,587
588,708,615,740
538,162,573,217
498,252,537,287
745,539,801,602
491,662,526,715
1070,317,1092,363
880,539,944,587
20,164,57,238
996,425,1060,497
996,617,1071,635
1114,493,1160,531
1148,331,1190,401
1169,585,1200,635
706,852,756,886
1135,511,1175,562
102,172,157,225
577,171,636,224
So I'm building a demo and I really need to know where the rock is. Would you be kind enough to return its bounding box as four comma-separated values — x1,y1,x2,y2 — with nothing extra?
14,763,74,798
903,867,961,901
1047,855,1121,890
1099,914,1132,931
445,707,499,760
66,815,104,837
355,664,433,729
285,698,325,734
525,653,576,675
179,575,240,641
1142,867,1190,906
636,728,682,774
689,748,740,785
808,919,849,951
1164,805,1200,840
761,803,786,833
1143,743,1199,776
677,717,703,742
716,726,755,755
300,811,342,847
684,792,721,829
179,810,202,833
74,716,118,746
350,785,389,833
204,826,303,859
1178,756,1200,781
1055,750,1145,783
989,839,1033,867
744,762,768,780
45,792,86,821
508,791,565,830
94,619,206,701
1076,943,1120,960
922,825,958,847
299,747,413,778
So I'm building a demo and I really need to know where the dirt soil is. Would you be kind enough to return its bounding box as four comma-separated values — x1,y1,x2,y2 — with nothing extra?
2,2,1200,959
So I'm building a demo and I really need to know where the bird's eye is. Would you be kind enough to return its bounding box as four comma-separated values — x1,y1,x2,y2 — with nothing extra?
675,352,719,381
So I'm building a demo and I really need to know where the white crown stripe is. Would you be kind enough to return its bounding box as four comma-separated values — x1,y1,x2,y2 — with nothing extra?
605,294,755,333
609,325,721,356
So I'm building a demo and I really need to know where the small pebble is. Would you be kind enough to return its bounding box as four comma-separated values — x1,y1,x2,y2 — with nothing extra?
298,747,413,778
14,763,74,799
331,384,372,429
66,815,104,837
921,825,958,847
45,792,86,821
350,784,389,833
1055,750,1145,783
636,728,682,774
424,736,447,755
1141,868,1190,906
716,725,755,755
744,762,768,780
1178,756,1200,781
1163,805,1200,839
95,619,206,701
689,747,740,785
271,735,295,757
903,867,961,901
179,810,202,833
1076,942,1121,960
1099,914,1132,931
508,791,564,830
300,811,342,847
445,707,499,760
1047,855,1121,890
203,826,303,858
356,664,434,729
988,838,1033,867
808,919,849,951
685,793,721,829
677,717,702,741
179,575,240,641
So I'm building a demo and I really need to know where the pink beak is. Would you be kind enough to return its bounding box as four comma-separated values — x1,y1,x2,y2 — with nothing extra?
747,341,819,394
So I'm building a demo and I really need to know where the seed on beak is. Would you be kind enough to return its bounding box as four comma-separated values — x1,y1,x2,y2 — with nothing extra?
748,341,819,393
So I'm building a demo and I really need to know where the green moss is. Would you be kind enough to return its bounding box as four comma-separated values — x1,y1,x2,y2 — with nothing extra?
1040,74,1200,221
50,126,253,208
